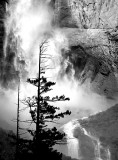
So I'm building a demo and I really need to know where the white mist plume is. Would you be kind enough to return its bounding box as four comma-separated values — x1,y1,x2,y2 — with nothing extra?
5,0,53,51
2,0,118,126
40,30,114,118
4,0,53,78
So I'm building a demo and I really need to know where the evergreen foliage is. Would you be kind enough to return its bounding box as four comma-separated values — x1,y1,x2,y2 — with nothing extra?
25,76,71,160
22,41,71,160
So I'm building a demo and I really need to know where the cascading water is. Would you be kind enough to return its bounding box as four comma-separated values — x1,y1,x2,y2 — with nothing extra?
82,127,111,160
63,120,80,159
106,148,111,160
63,119,111,160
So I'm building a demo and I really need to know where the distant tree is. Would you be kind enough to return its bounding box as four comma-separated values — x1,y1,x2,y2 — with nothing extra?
23,40,71,160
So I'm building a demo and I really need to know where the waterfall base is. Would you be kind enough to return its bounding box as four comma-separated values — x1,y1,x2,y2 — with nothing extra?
63,119,111,160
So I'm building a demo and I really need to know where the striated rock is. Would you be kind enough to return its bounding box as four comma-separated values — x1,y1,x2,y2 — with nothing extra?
54,0,118,29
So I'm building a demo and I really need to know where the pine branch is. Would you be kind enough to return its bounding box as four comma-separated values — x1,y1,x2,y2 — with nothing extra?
22,40,71,159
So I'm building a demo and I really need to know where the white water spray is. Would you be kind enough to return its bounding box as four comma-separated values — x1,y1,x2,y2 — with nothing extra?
106,148,111,160
63,120,79,159
4,0,54,79
3,0,113,115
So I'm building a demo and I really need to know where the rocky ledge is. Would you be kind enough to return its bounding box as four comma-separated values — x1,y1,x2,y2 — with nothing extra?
72,104,118,160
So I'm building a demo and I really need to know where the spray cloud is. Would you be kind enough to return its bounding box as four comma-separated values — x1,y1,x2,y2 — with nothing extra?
3,0,53,89
1,0,117,125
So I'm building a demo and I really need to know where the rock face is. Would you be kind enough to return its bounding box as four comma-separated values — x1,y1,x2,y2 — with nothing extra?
54,0,118,29
74,104,118,160
53,3,118,158
53,5,118,158
52,0,118,97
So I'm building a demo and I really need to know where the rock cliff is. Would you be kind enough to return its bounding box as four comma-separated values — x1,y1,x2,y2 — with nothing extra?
52,0,118,97
72,104,118,160
52,1,118,159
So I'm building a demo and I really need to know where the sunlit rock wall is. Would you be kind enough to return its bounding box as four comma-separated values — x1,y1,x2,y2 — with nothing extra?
54,0,118,29
53,0,118,97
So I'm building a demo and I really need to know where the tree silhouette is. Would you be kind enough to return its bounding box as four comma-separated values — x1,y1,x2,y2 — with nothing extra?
23,40,71,160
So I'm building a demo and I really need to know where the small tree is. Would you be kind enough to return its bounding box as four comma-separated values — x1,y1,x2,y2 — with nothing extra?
23,40,71,160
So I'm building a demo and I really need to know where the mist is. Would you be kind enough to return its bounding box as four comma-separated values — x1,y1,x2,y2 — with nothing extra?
0,0,118,129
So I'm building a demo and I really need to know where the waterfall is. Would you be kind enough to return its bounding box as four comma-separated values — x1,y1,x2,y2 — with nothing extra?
63,120,80,159
82,127,102,160
106,148,111,160
93,139,102,160
82,127,111,160
63,119,111,160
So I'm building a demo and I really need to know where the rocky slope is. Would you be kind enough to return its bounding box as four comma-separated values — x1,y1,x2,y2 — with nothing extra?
0,128,16,160
73,104,118,160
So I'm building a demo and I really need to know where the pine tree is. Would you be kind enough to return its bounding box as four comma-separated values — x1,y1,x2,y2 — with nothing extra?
24,40,71,160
